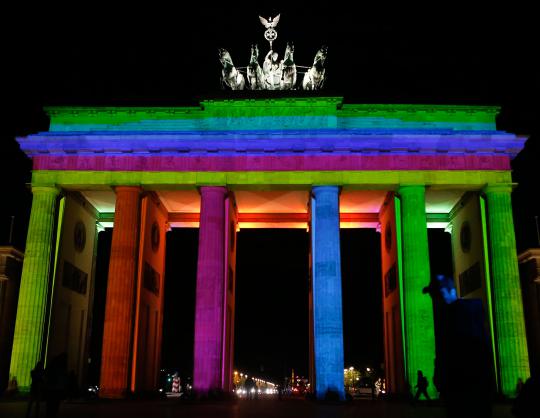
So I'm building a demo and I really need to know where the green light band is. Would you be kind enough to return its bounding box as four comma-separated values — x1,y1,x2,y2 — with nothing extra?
394,195,407,380
44,101,499,132
31,170,513,189
44,196,65,365
479,194,499,390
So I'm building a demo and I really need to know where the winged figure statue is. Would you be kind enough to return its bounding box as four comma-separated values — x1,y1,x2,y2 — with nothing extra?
259,14,280,29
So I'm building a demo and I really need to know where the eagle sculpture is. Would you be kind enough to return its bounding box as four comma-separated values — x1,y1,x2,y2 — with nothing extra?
259,14,280,29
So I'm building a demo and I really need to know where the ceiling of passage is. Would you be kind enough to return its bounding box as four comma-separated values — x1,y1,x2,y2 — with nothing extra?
81,188,463,229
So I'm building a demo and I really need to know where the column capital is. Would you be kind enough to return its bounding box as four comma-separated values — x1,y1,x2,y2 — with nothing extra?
198,186,228,196
312,185,340,197
482,183,516,195
31,184,60,195
113,185,142,194
397,184,426,192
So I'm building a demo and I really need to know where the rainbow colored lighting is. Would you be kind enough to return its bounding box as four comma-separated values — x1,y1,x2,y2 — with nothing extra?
11,98,530,398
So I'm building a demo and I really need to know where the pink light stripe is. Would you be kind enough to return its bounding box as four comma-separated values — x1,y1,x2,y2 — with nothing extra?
32,154,510,172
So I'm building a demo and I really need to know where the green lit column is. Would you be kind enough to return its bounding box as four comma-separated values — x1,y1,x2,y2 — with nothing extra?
398,185,436,398
9,185,59,391
484,184,530,396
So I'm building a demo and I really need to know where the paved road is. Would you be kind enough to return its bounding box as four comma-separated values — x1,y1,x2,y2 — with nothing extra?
0,397,516,418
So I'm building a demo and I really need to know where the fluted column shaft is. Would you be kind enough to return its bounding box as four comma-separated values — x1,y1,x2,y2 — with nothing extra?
9,186,59,391
311,186,345,400
99,186,141,398
398,185,436,398
193,186,227,393
484,185,530,396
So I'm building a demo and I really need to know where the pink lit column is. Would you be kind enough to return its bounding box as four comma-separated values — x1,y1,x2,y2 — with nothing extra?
193,186,227,393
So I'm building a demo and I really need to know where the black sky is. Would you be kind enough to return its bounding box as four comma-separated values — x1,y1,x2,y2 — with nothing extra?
1,3,539,383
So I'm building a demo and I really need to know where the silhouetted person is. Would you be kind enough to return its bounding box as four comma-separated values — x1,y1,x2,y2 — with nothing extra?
425,275,495,418
516,378,524,396
512,375,539,418
6,375,18,396
45,353,68,418
414,370,430,402
26,360,44,418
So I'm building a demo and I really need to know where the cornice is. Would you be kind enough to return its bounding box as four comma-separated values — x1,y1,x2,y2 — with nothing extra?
17,131,525,158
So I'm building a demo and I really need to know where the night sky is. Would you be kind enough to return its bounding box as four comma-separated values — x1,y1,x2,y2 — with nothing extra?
1,4,538,385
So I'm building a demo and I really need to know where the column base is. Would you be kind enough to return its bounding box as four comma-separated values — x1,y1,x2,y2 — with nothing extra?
99,388,128,399
315,388,346,402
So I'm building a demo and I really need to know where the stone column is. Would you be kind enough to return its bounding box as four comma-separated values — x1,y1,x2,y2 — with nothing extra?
99,186,141,398
311,186,345,400
398,185,436,398
484,184,530,396
193,186,227,394
9,186,59,391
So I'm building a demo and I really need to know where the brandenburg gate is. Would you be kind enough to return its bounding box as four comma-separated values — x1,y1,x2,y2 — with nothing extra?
8,97,530,399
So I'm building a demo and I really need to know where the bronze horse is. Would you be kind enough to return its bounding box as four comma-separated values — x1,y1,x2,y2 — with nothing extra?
302,46,327,90
247,44,265,90
280,42,297,90
219,48,245,90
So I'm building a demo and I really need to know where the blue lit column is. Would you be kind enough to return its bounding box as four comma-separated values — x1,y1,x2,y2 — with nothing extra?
311,186,345,400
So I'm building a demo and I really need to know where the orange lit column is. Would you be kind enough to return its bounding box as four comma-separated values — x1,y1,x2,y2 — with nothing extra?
99,186,141,398
193,186,227,394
